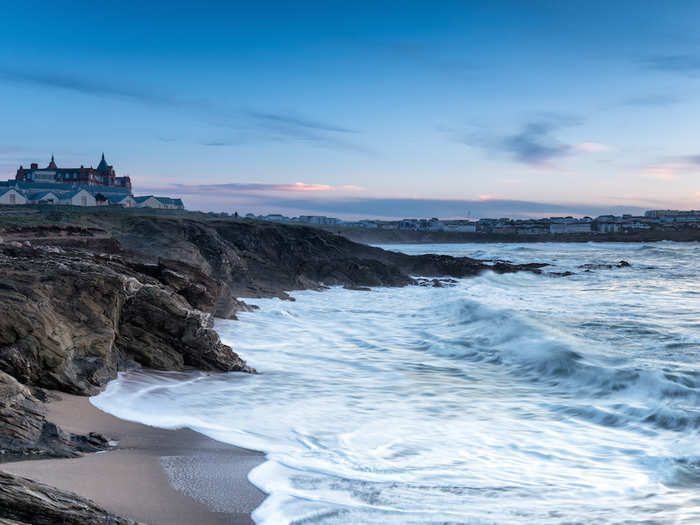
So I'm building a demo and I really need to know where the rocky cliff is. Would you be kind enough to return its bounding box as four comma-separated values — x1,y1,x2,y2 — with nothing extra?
85,215,547,312
0,242,252,397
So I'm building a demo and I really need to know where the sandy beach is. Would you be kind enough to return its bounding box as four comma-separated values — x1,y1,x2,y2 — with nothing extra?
1,393,266,525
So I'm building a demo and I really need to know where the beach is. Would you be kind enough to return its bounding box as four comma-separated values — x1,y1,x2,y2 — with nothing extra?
1,392,266,525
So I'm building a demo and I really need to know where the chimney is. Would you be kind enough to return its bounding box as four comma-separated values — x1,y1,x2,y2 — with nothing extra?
31,163,38,169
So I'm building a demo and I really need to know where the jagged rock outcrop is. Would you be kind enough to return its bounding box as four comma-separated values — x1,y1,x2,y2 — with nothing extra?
0,243,253,396
0,371,107,461
86,215,547,312
0,471,143,525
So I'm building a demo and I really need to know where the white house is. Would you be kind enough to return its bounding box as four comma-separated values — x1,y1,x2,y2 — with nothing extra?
445,223,477,233
549,221,592,234
27,191,60,204
107,194,136,208
134,196,184,210
133,196,163,209
154,196,184,210
59,189,96,207
263,214,290,222
0,188,27,205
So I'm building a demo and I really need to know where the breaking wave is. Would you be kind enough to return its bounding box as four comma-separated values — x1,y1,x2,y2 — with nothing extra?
93,242,700,524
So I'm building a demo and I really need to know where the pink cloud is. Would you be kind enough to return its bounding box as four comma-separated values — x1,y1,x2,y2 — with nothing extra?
572,142,610,152
285,182,332,191
136,181,362,195
637,163,684,181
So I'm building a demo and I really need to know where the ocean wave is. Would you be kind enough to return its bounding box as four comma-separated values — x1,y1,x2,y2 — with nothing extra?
91,242,700,525
421,297,700,427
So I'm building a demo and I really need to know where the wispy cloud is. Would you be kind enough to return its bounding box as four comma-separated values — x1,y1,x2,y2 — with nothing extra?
502,121,571,164
243,111,357,134
611,93,681,108
632,156,700,181
572,142,610,152
0,67,370,154
221,195,649,220
451,114,593,165
638,163,685,181
163,182,364,193
641,55,700,75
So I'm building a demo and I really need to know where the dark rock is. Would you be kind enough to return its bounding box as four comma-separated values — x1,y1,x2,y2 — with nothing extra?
548,271,576,277
0,471,143,525
0,372,107,461
579,260,632,270
87,216,546,311
0,244,254,396
117,284,253,373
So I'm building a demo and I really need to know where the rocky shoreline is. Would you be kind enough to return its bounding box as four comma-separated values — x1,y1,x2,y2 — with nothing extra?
0,214,547,524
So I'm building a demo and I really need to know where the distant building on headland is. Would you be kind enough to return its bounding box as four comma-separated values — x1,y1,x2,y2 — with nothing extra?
1,155,184,210
16,154,132,191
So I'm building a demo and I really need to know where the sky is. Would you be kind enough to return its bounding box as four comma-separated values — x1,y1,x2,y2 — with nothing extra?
1,1,700,219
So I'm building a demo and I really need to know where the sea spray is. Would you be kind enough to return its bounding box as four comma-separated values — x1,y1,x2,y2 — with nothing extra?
93,242,700,524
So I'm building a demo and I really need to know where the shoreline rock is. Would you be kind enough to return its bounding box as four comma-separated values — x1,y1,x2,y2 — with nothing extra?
0,243,253,397
0,371,107,462
0,471,144,525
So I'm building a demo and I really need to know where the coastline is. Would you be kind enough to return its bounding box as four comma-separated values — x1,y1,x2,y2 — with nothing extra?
1,391,266,525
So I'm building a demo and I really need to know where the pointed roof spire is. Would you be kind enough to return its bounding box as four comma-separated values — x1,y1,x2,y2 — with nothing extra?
47,154,57,170
97,152,109,171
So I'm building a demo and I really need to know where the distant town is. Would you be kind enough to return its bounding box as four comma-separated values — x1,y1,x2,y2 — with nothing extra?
247,210,700,235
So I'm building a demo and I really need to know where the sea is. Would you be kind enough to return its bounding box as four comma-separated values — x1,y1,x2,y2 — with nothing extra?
92,242,700,524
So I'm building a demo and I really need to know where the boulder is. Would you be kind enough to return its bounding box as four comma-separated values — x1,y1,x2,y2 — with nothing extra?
0,471,143,525
0,371,107,461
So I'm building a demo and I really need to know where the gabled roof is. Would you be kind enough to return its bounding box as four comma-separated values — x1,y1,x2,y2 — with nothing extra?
133,195,155,203
155,196,184,206
59,189,91,199
133,195,183,206
27,191,59,200
0,188,22,197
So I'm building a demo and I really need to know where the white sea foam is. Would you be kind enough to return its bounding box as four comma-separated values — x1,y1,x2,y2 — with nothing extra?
92,242,700,524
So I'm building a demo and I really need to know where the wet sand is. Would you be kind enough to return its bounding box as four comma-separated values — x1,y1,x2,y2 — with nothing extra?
1,393,266,525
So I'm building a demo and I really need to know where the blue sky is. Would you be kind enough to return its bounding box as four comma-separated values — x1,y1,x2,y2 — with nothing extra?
2,1,700,218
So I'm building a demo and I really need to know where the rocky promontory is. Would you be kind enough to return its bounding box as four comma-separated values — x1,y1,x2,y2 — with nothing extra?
0,242,252,397
83,214,547,309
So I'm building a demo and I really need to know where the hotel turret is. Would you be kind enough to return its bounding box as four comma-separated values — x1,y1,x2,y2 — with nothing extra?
15,153,132,191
